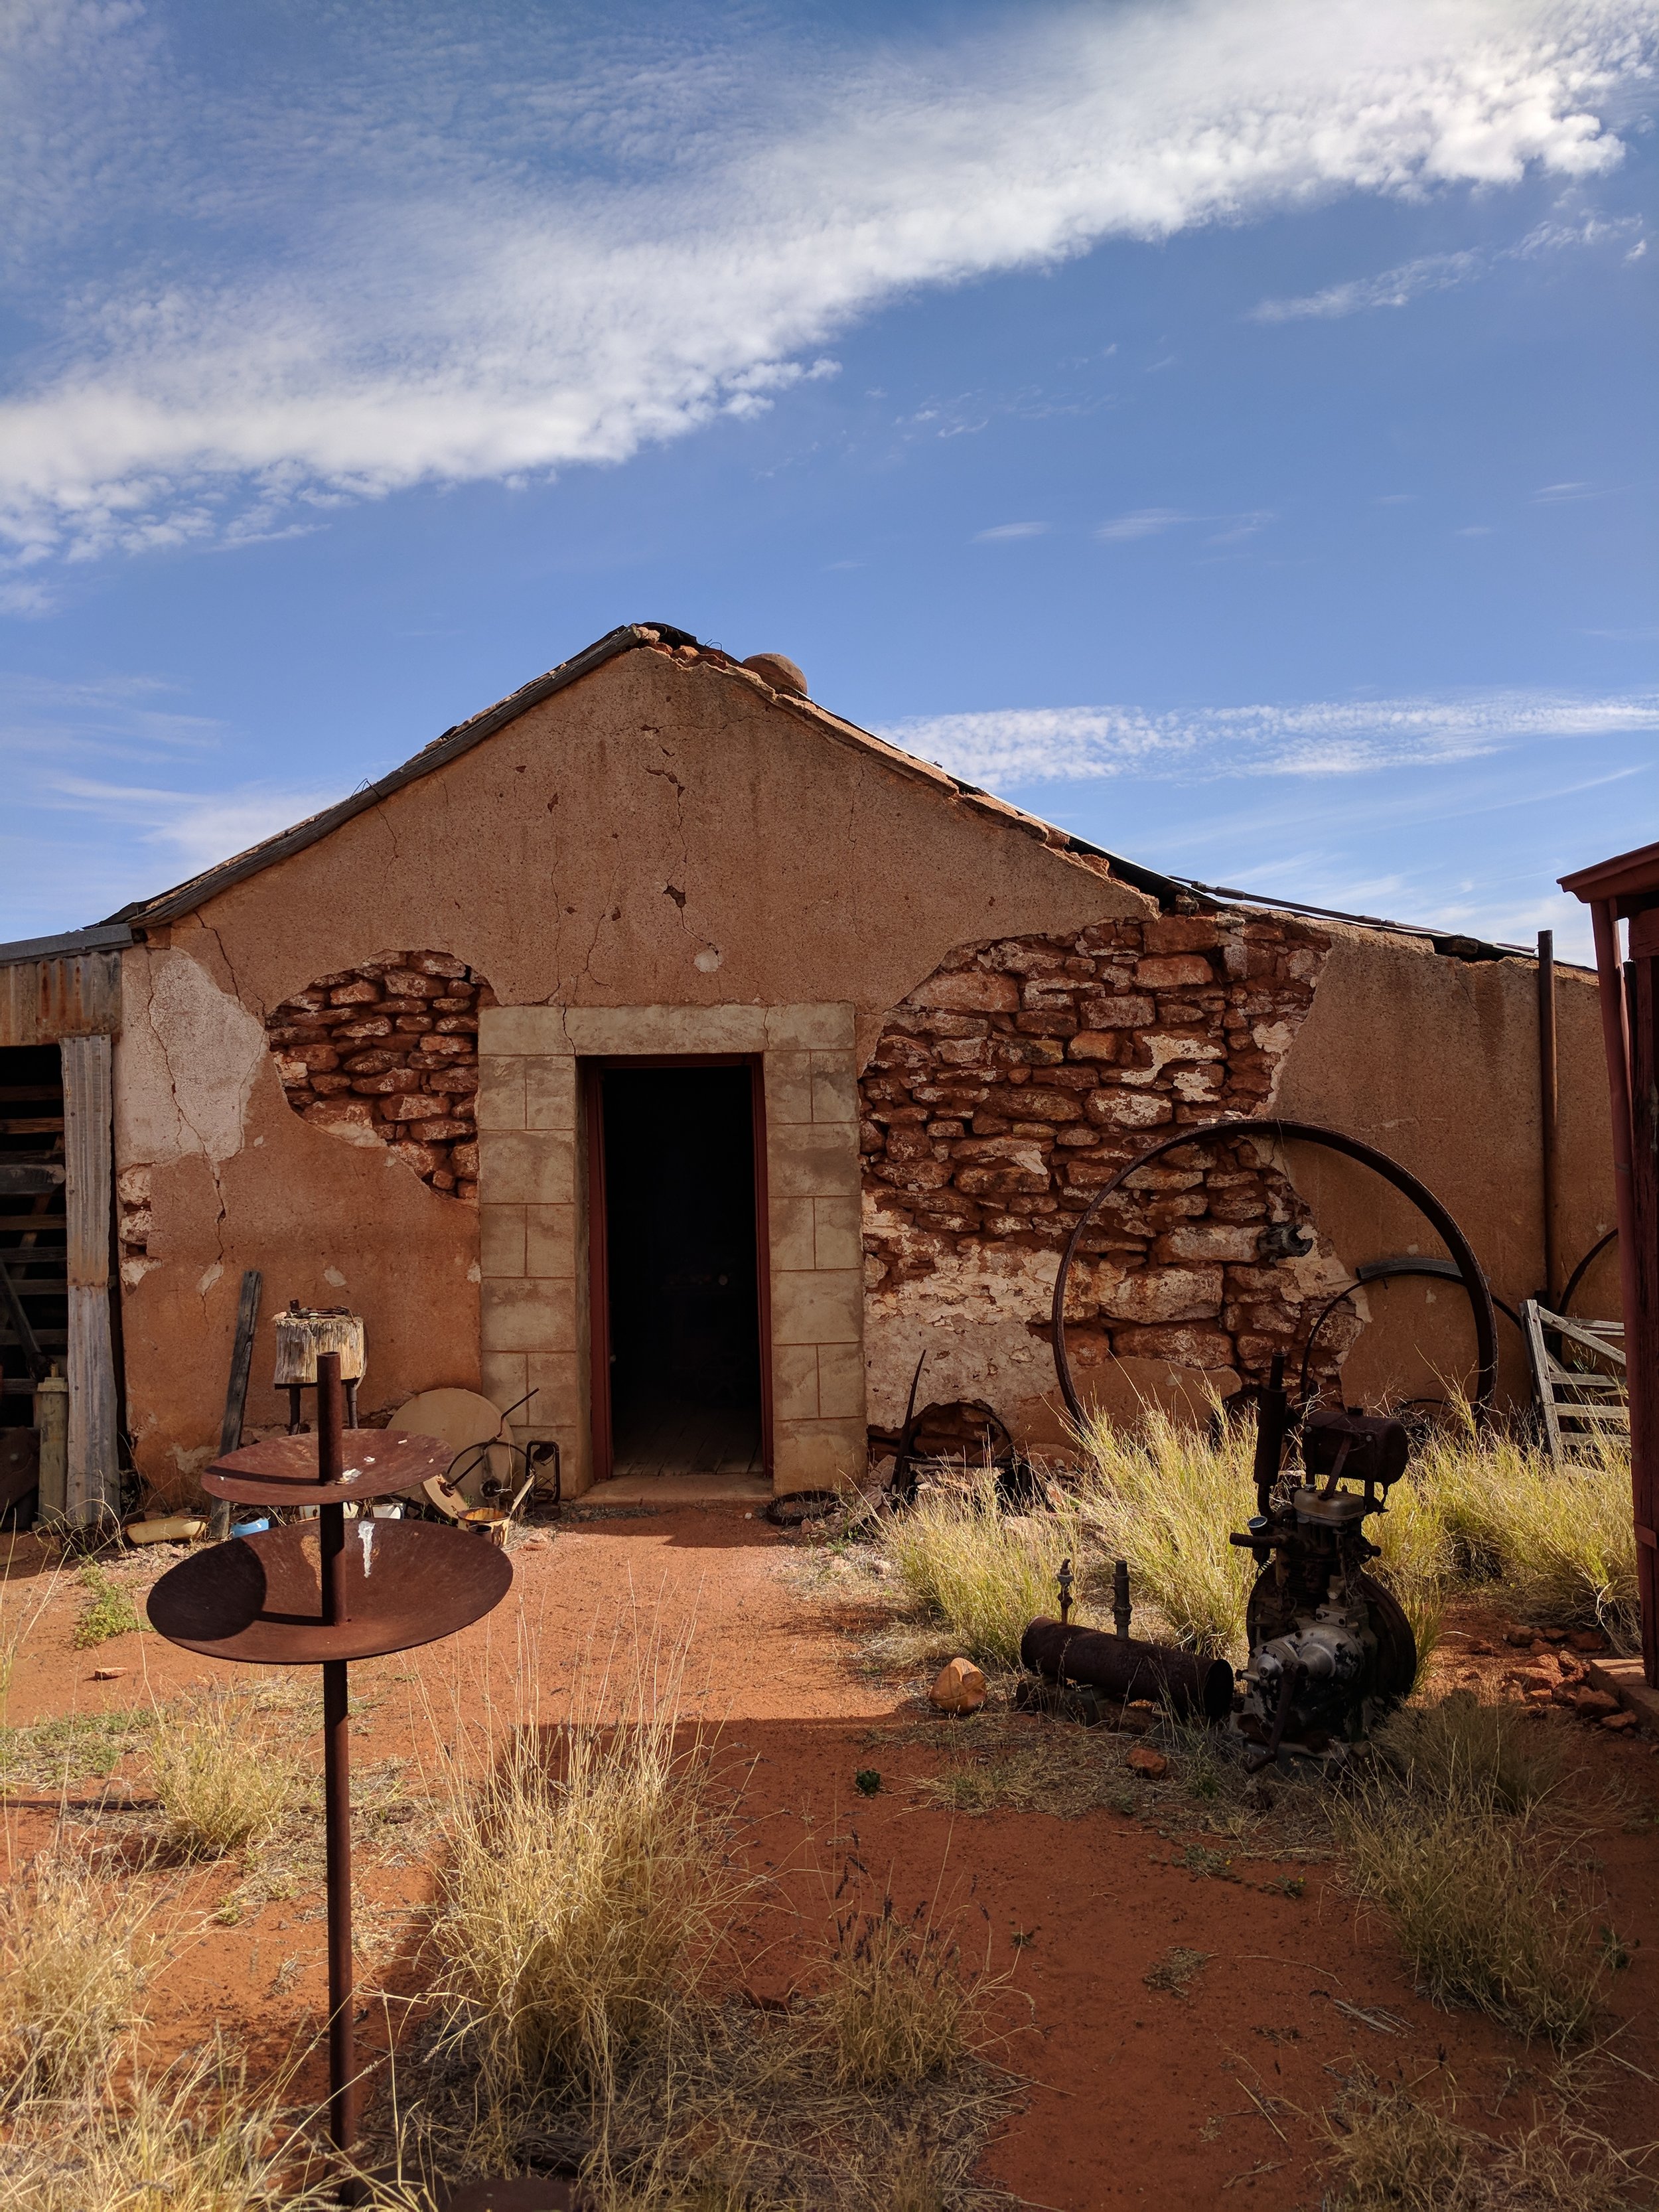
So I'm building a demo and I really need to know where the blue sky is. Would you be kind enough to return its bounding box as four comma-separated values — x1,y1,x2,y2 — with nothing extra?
1,0,1654,957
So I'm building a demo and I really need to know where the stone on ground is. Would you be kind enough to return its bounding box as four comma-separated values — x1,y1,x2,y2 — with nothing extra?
930,1657,987,1714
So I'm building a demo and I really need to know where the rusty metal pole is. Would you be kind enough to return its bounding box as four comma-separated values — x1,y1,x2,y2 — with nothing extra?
1538,930,1561,1304
1588,901,1656,1682
315,1353,358,2168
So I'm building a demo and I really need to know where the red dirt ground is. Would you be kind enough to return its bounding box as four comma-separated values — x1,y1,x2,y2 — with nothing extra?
3,1505,1656,2211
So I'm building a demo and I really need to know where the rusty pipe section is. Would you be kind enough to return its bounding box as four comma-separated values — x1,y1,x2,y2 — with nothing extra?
1021,1618,1234,1720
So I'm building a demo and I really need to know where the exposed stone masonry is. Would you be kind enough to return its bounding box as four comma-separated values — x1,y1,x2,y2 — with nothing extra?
860,911,1358,1387
116,1163,155,1290
265,953,497,1201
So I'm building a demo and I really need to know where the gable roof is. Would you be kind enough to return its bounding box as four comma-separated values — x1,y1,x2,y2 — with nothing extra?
80,620,1550,967
102,622,1179,930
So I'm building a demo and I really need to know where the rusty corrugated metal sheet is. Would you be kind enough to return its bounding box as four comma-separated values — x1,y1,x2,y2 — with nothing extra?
0,950,123,1047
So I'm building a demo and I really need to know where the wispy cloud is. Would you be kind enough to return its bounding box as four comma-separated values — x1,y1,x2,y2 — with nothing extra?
882,689,1659,785
0,672,225,763
972,521,1048,542
38,775,344,877
0,0,1645,579
1250,210,1644,321
1096,508,1190,542
0,670,340,926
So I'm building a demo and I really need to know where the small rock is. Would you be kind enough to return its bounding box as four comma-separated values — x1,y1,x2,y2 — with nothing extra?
91,1666,125,1681
1540,1627,1568,1643
1465,1639,1494,1657
1569,1629,1609,1653
1119,1707,1153,1734
518,1535,550,1552
1601,1711,1638,1732
1515,1670,1553,1693
1573,1690,1621,1719
1125,1747,1168,1779
1505,1628,1536,1647
1526,1689,1555,1706
1556,1653,1581,1676
930,1658,987,1715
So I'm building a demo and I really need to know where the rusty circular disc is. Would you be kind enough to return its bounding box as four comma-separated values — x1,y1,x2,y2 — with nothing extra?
146,1518,513,1664
200,1430,453,1505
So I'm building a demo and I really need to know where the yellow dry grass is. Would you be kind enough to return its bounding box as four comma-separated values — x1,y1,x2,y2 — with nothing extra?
1318,2062,1656,2211
0,1852,152,2103
875,1471,1084,1668
1073,1405,1258,1655
0,2045,336,2212
148,1685,300,1859
1336,1708,1607,2048
427,1655,741,2133
821,1896,988,2092
1421,1415,1639,1651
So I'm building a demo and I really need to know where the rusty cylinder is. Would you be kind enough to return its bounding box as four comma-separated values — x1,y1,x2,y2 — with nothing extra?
1020,1617,1234,1720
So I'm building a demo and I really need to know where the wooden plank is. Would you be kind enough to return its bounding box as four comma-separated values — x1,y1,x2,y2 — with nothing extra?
208,1271,263,1541
60,1035,117,1528
0,1165,65,1195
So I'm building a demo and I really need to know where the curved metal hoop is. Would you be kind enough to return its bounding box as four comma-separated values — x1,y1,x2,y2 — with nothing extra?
1560,1227,1618,1317
1048,1117,1498,1428
1296,1260,1523,1408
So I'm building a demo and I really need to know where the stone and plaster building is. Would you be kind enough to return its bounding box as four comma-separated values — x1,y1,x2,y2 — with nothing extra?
0,625,1621,1512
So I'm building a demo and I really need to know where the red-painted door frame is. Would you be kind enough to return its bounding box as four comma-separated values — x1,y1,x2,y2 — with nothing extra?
582,1055,772,1486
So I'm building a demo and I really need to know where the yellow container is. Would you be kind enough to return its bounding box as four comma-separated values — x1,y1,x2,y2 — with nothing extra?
125,1516,206,1545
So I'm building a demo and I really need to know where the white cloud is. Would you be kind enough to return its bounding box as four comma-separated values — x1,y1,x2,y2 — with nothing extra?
0,0,1646,574
41,776,344,876
973,521,1048,542
1096,508,1190,542
882,689,1659,785
1251,210,1644,321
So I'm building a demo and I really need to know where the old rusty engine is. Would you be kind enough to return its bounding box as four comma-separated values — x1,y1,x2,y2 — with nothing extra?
1232,1356,1418,1765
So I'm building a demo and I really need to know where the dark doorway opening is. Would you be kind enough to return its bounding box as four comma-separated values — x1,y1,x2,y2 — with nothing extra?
593,1061,766,1480
0,1043,67,1529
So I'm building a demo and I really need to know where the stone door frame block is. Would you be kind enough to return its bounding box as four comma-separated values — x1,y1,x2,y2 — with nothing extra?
475,1004,865,1497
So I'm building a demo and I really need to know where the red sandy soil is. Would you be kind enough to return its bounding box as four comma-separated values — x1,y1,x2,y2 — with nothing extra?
3,1507,1656,2212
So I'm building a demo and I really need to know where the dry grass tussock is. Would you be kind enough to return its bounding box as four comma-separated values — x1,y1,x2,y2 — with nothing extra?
0,1851,153,2102
1066,1397,1634,1666
855,1404,1459,1674
823,1894,997,2092
1337,1694,1609,2047
874,1471,1082,1668
383,1630,1023,2205
1076,1402,1455,1668
1073,1405,1258,1656
0,2045,340,2212
427,1682,739,2124
1318,2063,1656,2211
147,1684,300,1858
1419,1414,1640,1651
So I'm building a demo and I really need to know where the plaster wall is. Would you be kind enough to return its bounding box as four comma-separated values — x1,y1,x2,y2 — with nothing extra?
113,946,480,1494
1270,927,1615,1409
114,646,1151,1494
